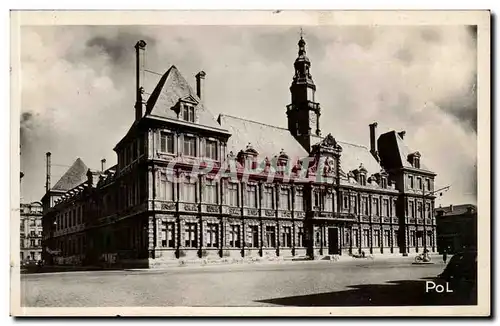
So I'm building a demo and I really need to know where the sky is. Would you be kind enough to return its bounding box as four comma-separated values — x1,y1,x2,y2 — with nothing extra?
19,25,477,206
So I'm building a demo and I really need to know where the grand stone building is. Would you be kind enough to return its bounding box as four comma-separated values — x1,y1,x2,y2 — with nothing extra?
42,36,438,267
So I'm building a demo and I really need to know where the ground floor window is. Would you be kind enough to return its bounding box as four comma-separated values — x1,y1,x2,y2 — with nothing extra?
229,225,240,248
417,231,424,247
297,227,304,247
373,229,380,248
248,225,259,248
352,229,359,247
410,230,416,247
362,229,370,247
383,230,391,247
426,231,434,247
266,226,276,248
206,223,219,248
315,229,321,247
161,222,175,248
184,223,198,248
281,226,292,248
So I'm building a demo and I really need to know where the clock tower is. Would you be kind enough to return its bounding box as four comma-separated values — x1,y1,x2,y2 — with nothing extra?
286,33,321,153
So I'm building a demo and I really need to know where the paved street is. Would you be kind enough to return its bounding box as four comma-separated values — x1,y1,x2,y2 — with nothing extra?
20,258,476,307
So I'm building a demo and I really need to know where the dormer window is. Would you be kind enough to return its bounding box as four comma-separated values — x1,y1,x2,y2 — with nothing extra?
381,178,387,189
182,104,195,123
360,174,366,186
414,157,420,169
408,152,421,169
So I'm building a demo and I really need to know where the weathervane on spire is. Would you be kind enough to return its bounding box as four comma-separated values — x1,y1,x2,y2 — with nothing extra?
300,27,304,39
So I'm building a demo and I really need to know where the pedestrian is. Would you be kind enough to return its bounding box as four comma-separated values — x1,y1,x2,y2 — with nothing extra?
442,249,447,264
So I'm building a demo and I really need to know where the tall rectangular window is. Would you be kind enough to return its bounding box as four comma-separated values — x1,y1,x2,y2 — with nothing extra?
184,223,198,248
183,136,196,157
383,199,389,216
351,195,357,214
373,229,380,247
410,230,416,247
363,197,369,215
409,175,414,189
205,140,217,160
249,225,259,248
182,182,196,202
363,230,370,247
279,189,290,210
408,201,414,218
298,227,304,247
160,132,174,153
161,222,175,248
228,183,238,206
246,185,257,208
295,189,304,211
263,187,274,209
426,179,431,192
282,226,292,247
418,202,423,218
426,203,431,218
325,193,333,211
343,195,349,209
417,177,423,190
384,230,391,247
266,226,276,248
229,225,240,248
204,181,217,204
183,104,195,123
352,229,359,247
373,198,380,216
206,223,219,248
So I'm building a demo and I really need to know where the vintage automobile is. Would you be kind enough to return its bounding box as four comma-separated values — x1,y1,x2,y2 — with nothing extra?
438,250,477,290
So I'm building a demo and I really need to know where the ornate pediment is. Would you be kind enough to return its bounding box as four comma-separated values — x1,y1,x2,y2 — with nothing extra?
180,94,199,105
311,133,343,156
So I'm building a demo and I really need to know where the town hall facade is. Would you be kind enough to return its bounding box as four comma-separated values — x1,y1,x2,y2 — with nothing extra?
42,36,438,267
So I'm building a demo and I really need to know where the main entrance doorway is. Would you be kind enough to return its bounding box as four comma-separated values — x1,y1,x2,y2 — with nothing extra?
328,227,340,255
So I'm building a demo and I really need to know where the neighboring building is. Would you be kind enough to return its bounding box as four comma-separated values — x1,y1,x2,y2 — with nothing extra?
435,204,477,254
20,202,43,262
42,37,438,268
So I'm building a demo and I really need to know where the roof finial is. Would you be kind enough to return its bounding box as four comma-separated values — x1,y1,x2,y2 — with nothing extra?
300,27,304,40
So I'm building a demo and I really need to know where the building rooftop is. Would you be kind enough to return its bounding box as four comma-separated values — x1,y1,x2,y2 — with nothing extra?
435,204,477,217
51,158,88,192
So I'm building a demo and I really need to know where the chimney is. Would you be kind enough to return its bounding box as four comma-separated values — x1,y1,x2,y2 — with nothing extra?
45,152,51,192
134,40,147,122
196,71,206,100
369,122,378,160
101,158,106,172
449,204,453,212
398,131,406,139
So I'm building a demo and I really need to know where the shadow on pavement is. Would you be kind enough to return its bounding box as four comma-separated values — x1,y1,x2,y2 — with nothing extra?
257,278,477,306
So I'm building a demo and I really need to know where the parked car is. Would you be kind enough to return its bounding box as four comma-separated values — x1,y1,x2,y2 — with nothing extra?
438,250,477,290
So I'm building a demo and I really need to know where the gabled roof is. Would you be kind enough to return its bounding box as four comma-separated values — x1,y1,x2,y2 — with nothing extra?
52,158,88,191
311,135,383,176
218,114,308,160
145,65,223,131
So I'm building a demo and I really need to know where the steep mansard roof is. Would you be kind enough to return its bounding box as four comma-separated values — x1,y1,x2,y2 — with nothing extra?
145,65,227,132
378,131,432,172
51,158,88,191
218,114,308,161
218,114,386,177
